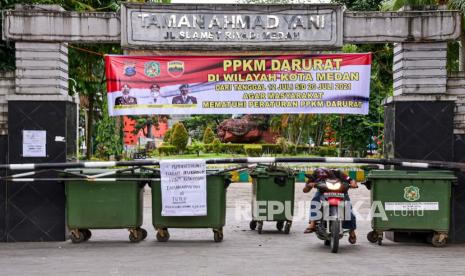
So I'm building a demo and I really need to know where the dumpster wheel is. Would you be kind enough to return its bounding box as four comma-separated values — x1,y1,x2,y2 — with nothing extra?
70,229,86,244
284,221,292,234
82,229,92,241
257,221,264,234
129,228,147,243
156,228,170,242
431,232,447,247
249,220,257,230
276,221,284,231
213,228,223,242
367,231,379,243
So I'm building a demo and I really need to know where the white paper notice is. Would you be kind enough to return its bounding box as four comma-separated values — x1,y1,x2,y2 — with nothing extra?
160,159,207,216
22,130,46,157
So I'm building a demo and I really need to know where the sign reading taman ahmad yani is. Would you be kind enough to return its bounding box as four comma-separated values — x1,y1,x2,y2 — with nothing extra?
121,3,343,49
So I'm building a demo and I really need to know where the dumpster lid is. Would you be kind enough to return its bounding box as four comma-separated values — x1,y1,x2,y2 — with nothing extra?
250,164,295,177
367,170,457,180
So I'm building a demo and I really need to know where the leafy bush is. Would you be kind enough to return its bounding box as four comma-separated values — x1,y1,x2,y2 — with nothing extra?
296,145,310,153
94,99,123,160
202,127,215,144
275,137,288,154
244,144,262,157
261,144,281,154
163,128,172,142
190,140,205,157
223,143,245,154
170,122,189,153
211,138,223,155
315,146,338,157
158,144,177,156
287,143,297,155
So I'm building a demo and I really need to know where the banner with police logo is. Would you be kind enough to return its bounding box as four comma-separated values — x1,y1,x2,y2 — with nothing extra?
105,54,372,116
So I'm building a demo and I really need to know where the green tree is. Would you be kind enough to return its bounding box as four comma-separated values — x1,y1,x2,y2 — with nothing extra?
182,115,229,140
94,98,123,160
211,138,222,155
202,127,215,144
164,128,172,142
190,140,205,157
170,122,189,153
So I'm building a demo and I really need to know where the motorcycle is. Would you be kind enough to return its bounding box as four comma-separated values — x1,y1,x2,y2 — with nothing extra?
310,178,354,253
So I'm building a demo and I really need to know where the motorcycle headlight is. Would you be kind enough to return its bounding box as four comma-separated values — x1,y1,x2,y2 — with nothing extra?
327,182,341,190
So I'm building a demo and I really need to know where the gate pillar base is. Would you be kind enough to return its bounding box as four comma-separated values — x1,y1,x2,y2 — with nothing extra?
5,99,77,242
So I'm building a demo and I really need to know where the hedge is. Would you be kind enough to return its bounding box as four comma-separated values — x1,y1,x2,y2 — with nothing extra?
315,146,338,157
158,144,177,155
223,143,245,154
244,144,262,157
261,144,281,154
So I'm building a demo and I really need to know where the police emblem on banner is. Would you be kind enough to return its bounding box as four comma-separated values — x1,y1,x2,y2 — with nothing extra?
123,62,136,76
144,61,161,78
404,186,420,201
167,61,184,78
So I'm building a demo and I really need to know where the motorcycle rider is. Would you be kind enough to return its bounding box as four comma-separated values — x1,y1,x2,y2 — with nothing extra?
303,168,358,244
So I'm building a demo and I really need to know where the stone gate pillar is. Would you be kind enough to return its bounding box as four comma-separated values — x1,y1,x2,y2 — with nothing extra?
5,41,77,241
0,71,14,242
384,41,464,242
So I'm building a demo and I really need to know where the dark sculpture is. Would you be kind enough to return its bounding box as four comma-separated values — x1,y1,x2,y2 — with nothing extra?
216,115,270,143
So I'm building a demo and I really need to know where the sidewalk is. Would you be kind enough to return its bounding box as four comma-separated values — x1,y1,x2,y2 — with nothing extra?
0,182,464,276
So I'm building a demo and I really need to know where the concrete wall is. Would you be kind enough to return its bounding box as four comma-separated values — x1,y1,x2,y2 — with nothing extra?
14,42,68,96
0,72,14,135
344,11,461,43
2,7,461,44
393,42,448,95
2,5,120,43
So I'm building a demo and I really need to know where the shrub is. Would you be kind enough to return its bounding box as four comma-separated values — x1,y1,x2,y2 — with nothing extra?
275,137,288,154
261,144,281,154
158,144,177,156
296,145,310,153
211,138,223,155
287,143,297,155
244,144,262,157
190,140,205,157
316,146,338,157
170,122,189,153
202,127,215,144
163,128,172,142
223,143,245,154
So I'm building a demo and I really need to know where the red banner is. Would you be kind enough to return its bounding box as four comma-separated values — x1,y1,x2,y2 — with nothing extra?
105,54,371,116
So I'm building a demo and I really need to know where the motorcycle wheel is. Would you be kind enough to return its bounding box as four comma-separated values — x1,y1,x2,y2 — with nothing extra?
330,219,340,253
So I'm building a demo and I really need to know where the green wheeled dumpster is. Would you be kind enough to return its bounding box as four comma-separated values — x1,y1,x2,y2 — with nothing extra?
365,170,456,247
65,169,148,243
151,172,231,242
249,165,295,234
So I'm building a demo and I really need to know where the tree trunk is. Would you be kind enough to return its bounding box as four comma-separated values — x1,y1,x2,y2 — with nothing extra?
85,96,94,160
147,123,153,138
460,36,465,71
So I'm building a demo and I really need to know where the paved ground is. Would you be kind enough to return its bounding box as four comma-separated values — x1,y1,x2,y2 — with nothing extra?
1,182,465,276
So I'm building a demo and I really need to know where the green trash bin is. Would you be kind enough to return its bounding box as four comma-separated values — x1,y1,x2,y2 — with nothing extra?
65,169,147,243
365,170,456,247
151,172,231,242
249,165,295,234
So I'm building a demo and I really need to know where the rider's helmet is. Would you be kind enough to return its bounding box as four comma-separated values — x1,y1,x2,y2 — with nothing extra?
314,168,330,180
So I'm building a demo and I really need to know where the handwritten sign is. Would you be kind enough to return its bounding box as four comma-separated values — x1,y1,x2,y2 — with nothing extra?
160,159,207,216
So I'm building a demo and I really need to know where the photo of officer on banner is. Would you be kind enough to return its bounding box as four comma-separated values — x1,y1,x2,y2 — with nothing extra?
172,84,197,105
